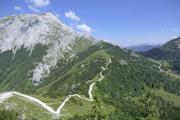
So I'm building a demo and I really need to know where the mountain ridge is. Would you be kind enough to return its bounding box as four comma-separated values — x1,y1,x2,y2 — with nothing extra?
0,13,180,120
142,36,180,72
0,13,96,86
127,44,161,52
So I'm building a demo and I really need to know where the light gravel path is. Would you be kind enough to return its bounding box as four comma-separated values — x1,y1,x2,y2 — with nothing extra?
0,66,106,118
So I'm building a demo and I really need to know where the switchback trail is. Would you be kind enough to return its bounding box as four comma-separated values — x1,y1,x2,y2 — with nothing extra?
0,59,111,119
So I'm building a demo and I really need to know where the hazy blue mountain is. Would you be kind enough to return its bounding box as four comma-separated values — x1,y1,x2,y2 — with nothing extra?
143,37,180,59
142,37,180,72
0,13,180,120
127,44,161,52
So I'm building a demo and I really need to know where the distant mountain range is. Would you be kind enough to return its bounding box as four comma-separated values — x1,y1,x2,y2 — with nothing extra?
143,37,180,59
0,13,180,120
142,37,180,72
127,44,161,52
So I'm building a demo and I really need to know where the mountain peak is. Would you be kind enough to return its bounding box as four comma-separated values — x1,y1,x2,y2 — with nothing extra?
161,36,180,51
0,13,75,52
0,13,96,84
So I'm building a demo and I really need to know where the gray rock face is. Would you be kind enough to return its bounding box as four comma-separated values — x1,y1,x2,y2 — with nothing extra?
0,13,95,85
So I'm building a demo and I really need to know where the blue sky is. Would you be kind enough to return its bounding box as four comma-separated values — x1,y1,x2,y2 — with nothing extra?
0,0,180,47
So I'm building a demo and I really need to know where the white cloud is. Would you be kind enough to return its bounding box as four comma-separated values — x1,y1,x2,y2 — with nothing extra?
28,5,40,12
170,36,178,39
65,11,80,21
27,0,50,7
64,11,93,34
77,24,92,34
14,6,23,11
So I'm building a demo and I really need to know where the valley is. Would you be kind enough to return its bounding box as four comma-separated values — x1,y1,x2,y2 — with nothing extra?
0,58,111,119
0,13,180,120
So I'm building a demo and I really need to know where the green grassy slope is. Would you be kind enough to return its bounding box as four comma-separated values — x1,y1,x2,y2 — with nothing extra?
142,37,180,73
0,37,94,93
0,42,180,120
67,42,180,120
0,44,48,93
35,42,111,98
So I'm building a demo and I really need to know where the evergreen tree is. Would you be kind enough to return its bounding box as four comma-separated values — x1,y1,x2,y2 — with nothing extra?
0,109,18,120
140,93,160,120
87,96,107,120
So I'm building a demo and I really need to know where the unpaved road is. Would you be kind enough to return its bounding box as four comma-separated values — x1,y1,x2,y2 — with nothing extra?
0,67,105,118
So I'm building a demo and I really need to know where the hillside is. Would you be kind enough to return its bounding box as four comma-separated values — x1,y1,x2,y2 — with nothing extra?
0,42,180,120
142,37,180,73
0,13,180,120
143,37,180,59
128,44,160,52
0,13,95,92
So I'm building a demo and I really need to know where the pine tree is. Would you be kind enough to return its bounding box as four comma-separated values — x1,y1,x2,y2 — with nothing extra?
0,109,18,120
140,93,160,120
87,96,107,120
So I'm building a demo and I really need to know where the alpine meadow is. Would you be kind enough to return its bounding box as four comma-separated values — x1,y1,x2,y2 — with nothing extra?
0,0,180,120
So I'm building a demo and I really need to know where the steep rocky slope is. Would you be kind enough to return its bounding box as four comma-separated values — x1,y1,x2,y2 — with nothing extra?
0,13,95,91
0,13,180,120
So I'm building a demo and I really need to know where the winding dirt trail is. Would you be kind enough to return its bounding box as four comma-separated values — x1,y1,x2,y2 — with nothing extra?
158,61,164,72
0,65,106,119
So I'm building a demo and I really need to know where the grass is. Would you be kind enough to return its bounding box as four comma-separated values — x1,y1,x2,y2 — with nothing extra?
68,50,110,75
61,96,115,120
3,96,54,120
0,92,113,120
61,97,93,119
31,94,66,109
35,50,110,96
151,88,180,108
44,51,109,98
0,48,112,119
127,86,180,109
